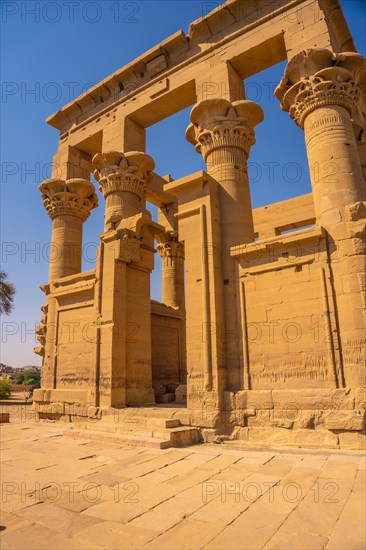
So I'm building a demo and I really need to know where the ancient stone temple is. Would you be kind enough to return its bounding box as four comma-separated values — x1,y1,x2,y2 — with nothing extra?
33,0,365,449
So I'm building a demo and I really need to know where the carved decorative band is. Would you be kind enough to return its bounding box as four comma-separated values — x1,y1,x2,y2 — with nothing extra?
289,77,358,128
308,114,349,130
206,149,249,172
44,198,93,222
98,173,148,200
196,125,256,161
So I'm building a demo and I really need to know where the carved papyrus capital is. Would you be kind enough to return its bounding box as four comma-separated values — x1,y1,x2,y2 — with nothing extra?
186,99,264,162
275,49,366,128
92,151,155,202
156,232,184,266
39,178,98,222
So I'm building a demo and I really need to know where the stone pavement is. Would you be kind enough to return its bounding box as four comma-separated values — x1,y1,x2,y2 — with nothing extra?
0,420,365,550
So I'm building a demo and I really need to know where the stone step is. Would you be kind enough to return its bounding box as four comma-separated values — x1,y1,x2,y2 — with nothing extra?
102,406,191,425
71,421,165,437
67,422,200,447
114,424,200,447
101,414,181,429
102,403,191,428
63,428,171,449
166,426,201,447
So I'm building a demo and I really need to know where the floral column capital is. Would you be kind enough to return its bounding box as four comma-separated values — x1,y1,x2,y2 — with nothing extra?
39,178,98,222
186,98,264,161
275,49,366,128
156,232,184,266
92,151,155,201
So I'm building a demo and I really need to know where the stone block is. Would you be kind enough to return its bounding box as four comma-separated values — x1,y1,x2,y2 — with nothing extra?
175,384,187,404
246,409,273,427
155,393,175,404
272,389,356,411
355,388,366,410
235,390,273,410
320,409,366,431
337,431,366,450
153,384,167,396
247,427,293,445
166,383,179,393
32,389,45,402
233,426,339,449
290,428,339,448
0,412,10,423
201,428,218,443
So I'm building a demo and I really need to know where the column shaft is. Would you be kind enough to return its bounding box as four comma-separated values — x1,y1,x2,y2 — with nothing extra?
162,258,184,309
157,234,185,309
207,159,254,389
92,150,161,406
105,190,145,225
276,48,366,388
39,178,98,283
304,106,364,218
187,98,263,391
49,215,83,281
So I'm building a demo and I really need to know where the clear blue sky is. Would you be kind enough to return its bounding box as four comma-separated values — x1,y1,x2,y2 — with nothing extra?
1,0,365,367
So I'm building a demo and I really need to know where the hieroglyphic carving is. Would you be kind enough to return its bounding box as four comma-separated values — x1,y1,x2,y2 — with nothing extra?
342,338,366,368
250,353,329,387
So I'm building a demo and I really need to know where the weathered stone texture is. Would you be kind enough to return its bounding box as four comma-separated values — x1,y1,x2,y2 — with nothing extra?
34,0,365,449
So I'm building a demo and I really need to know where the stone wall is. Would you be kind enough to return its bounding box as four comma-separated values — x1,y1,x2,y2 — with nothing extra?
151,301,186,387
34,0,365,448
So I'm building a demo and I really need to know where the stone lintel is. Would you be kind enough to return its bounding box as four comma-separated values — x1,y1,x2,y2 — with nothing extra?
151,300,184,319
164,170,218,203
230,225,325,259
45,270,96,297
148,172,177,207
46,1,355,133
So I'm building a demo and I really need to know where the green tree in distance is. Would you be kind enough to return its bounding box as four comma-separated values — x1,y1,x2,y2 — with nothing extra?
15,369,41,386
0,379,12,399
0,272,15,315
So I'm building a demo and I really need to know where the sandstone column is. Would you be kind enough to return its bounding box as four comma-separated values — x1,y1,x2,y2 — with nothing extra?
156,232,185,309
186,99,263,391
39,178,98,282
92,150,161,406
276,48,366,387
